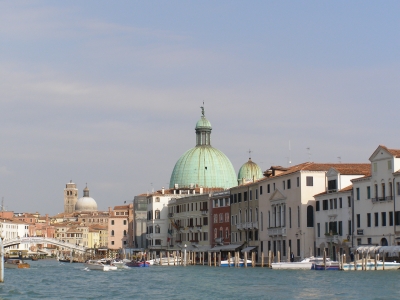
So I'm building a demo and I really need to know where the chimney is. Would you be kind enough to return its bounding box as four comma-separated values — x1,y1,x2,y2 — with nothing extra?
200,187,203,194
162,187,165,195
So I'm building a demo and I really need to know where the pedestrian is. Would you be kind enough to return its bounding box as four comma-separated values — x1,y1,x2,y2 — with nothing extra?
290,252,294,262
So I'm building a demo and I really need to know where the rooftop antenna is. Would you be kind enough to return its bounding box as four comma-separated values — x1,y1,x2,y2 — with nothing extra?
288,140,292,165
337,156,341,163
201,101,205,116
248,149,252,160
307,147,311,162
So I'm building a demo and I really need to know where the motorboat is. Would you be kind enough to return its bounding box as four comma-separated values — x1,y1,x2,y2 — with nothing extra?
220,259,252,267
271,257,327,270
4,259,30,269
84,260,116,271
342,259,400,271
150,257,182,266
312,260,340,270
125,260,150,268
111,260,126,269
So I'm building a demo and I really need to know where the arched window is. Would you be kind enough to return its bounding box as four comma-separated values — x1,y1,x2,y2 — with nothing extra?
225,227,229,238
307,205,314,227
155,225,160,233
111,230,114,236
155,210,160,219
214,228,217,239
219,227,223,238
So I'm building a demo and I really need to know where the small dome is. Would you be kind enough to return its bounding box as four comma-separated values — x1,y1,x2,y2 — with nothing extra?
195,116,212,129
238,158,263,183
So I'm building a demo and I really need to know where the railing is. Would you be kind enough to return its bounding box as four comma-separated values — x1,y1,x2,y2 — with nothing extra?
372,196,394,203
189,226,194,232
196,226,202,232
267,227,287,236
237,223,244,230
201,210,208,215
253,222,259,229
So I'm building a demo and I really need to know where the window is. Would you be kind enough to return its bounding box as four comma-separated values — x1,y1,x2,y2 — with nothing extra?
357,238,361,246
283,181,286,190
123,230,127,236
214,214,218,224
367,186,371,199
348,220,352,235
356,188,360,200
357,214,360,228
374,213,378,227
267,184,270,193
306,176,313,186
287,179,291,189
338,221,342,236
348,196,351,207
111,241,114,245
249,190,252,200
334,198,337,209
203,217,208,225
388,160,392,170
373,162,377,172
255,189,258,199
244,192,247,202
389,211,394,226
316,201,320,211
273,183,276,190
367,213,371,227
317,223,320,237
111,220,114,225
297,206,300,227
260,186,263,195
225,213,229,222
214,228,217,239
322,200,328,210
297,239,301,256
382,212,386,226
238,193,242,202
289,207,292,228
219,213,223,222
397,182,400,196
329,199,333,210
307,205,313,227
328,180,337,190
325,222,328,234
261,212,263,231
297,177,300,187
111,230,114,236
123,220,127,225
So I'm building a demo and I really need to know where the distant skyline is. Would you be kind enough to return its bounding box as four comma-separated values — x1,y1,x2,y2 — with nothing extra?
1,1,399,214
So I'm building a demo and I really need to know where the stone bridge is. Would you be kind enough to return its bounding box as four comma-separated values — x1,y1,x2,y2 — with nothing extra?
2,237,88,252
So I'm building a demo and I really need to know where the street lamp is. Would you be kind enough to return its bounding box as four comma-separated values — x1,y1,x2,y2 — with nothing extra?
184,244,187,266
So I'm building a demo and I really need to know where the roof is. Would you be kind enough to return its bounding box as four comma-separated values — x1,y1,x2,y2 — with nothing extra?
379,145,400,158
259,162,370,182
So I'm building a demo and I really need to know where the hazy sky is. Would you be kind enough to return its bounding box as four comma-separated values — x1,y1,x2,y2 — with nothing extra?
1,1,399,215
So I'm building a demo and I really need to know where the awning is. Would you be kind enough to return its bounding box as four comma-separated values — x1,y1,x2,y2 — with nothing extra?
192,246,211,252
241,246,256,253
209,244,241,252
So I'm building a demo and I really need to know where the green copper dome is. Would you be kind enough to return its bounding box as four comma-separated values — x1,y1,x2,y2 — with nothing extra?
238,158,263,183
169,108,237,189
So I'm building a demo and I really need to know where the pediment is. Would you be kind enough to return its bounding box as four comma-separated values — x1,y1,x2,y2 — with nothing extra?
326,168,339,178
369,145,393,162
269,189,286,202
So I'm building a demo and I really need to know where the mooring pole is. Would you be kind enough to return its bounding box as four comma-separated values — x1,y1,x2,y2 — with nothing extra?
0,237,4,282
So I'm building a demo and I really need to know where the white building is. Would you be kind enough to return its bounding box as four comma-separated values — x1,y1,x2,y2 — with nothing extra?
352,145,400,247
314,166,369,260
0,218,30,252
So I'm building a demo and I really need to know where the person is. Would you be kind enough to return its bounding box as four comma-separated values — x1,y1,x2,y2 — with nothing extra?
350,252,354,262
290,252,295,262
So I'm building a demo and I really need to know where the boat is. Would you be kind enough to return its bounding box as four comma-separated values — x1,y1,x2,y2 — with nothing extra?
125,260,150,267
271,257,328,270
220,259,252,267
312,260,340,270
149,257,182,266
342,259,400,271
84,260,116,271
4,259,30,269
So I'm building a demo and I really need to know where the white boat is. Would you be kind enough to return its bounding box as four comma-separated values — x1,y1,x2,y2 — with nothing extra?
84,260,113,271
220,259,252,267
111,260,125,269
271,257,327,270
150,257,182,266
342,259,400,271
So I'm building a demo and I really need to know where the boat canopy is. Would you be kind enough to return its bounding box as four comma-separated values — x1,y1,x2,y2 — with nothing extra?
209,244,241,252
241,247,256,253
356,246,400,253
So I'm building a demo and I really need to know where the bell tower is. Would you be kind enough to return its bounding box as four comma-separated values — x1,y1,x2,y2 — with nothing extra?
64,180,78,213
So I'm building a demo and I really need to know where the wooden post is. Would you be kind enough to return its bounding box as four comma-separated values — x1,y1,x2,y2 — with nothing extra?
214,252,217,267
252,252,255,267
374,253,377,270
160,251,163,266
228,252,231,267
268,250,271,268
287,247,291,262
261,252,264,267
244,251,248,268
277,250,280,263
218,252,221,267
342,254,345,270
382,252,385,270
354,252,358,271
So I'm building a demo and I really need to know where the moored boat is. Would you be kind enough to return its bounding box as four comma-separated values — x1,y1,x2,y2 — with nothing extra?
271,257,328,270
220,259,252,267
342,259,400,271
4,259,30,269
312,261,340,270
125,260,150,268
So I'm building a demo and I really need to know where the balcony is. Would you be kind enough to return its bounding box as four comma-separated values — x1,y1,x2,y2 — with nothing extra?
196,225,202,232
371,196,393,203
325,233,339,243
201,210,208,215
215,237,223,244
252,222,259,229
188,226,194,232
237,223,244,230
267,227,287,236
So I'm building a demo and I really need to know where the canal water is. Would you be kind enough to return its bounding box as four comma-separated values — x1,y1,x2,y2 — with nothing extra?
1,259,400,299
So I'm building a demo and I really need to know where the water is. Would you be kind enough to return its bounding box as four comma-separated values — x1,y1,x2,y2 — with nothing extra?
1,259,400,299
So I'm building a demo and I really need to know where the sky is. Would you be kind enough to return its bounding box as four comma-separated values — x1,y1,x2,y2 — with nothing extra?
1,1,399,215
